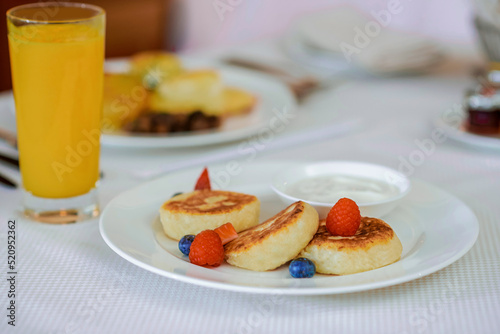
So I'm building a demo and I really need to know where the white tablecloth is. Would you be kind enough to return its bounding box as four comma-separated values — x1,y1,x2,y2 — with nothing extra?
0,41,499,334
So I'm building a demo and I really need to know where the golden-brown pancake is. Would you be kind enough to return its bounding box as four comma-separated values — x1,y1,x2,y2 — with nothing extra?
222,87,256,115
159,190,260,240
225,201,319,271
299,218,402,275
149,70,224,115
129,51,183,89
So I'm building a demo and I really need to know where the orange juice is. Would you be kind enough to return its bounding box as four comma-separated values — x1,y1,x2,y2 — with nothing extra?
8,18,104,198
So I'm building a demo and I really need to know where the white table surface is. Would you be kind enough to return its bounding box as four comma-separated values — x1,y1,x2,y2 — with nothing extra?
0,40,499,334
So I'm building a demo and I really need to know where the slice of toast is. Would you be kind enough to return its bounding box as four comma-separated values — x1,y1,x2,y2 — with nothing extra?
299,218,402,275
160,190,260,240
225,201,319,271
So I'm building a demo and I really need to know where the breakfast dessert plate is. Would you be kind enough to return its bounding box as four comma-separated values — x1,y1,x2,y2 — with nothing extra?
101,58,297,148
433,109,500,151
99,161,479,295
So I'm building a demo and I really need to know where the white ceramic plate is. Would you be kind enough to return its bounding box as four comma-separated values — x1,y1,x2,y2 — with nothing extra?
101,58,296,148
433,108,500,151
99,161,479,295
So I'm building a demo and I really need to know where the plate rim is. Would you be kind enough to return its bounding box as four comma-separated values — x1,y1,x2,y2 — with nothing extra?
99,161,479,295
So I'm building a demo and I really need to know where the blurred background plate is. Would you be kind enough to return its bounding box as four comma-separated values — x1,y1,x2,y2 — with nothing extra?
434,108,500,151
283,7,444,77
101,58,297,148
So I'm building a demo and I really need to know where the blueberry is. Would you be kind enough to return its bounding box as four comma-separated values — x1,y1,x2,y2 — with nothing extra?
178,235,195,256
171,192,183,198
289,258,316,278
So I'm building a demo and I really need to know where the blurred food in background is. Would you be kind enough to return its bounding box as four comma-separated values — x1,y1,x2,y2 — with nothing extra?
458,1,500,138
102,52,256,135
130,51,183,90
464,80,500,136
149,69,225,114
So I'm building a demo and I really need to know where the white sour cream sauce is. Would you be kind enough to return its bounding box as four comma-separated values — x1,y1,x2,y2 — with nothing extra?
287,175,400,204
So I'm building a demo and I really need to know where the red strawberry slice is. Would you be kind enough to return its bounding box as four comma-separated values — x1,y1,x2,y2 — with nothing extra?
194,167,211,191
214,223,238,245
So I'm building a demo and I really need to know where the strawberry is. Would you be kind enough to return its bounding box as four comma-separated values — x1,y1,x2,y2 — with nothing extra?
326,198,361,237
214,223,238,245
189,230,224,267
194,167,211,191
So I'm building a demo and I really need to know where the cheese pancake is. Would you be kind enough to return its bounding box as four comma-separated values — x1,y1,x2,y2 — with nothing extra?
225,201,319,271
129,51,183,89
160,190,260,240
222,87,256,115
149,70,224,115
299,218,402,275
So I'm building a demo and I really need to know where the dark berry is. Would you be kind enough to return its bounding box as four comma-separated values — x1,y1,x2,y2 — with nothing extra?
289,258,316,278
178,235,195,256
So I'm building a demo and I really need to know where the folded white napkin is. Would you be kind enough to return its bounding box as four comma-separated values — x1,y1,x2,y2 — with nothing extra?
294,7,443,75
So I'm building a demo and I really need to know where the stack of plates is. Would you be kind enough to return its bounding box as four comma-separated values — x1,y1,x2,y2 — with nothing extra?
284,7,443,76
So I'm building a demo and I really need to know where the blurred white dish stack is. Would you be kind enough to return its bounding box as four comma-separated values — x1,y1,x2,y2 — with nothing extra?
285,7,443,76
473,0,500,69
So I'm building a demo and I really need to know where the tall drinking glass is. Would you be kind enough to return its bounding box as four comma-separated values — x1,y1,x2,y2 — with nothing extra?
7,3,105,223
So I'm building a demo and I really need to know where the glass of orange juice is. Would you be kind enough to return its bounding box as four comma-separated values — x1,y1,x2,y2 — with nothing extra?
7,3,105,223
